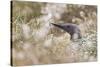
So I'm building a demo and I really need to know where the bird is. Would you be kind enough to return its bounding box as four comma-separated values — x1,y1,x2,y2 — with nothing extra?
51,23,82,40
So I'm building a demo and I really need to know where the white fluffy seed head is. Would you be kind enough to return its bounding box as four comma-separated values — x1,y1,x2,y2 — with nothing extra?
21,24,31,39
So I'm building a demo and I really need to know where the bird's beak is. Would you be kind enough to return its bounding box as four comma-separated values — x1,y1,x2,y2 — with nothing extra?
51,23,64,29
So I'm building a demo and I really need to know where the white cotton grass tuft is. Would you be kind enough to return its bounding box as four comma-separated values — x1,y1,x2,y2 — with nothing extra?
33,27,49,40
44,38,52,47
17,51,25,60
32,20,51,40
43,34,53,47
23,42,32,50
21,23,31,39
41,3,66,21
13,49,25,60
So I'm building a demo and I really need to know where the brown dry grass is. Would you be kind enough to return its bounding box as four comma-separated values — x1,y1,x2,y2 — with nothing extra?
11,1,97,66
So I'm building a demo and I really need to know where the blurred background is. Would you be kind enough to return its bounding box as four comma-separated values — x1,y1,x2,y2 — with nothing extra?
11,1,97,66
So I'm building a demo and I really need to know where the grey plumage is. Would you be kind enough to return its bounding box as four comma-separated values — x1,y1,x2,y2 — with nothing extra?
51,23,82,40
